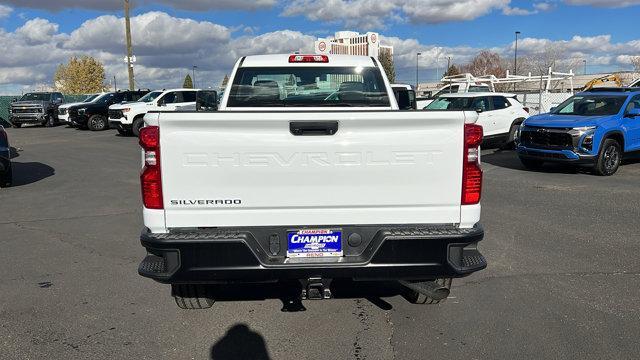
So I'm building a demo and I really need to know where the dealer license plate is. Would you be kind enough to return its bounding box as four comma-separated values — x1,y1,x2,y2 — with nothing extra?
287,229,343,258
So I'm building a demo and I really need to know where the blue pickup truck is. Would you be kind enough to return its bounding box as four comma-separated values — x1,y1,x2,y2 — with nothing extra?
515,88,640,175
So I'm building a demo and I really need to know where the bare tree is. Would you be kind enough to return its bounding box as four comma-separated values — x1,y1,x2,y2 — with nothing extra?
631,56,640,72
444,64,461,77
460,50,507,77
519,44,580,75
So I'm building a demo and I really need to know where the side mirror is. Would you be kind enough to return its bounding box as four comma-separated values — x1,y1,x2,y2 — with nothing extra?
625,108,640,118
11,98,17,103
196,90,218,112
476,108,484,113
394,89,416,110
157,98,166,107
407,90,417,110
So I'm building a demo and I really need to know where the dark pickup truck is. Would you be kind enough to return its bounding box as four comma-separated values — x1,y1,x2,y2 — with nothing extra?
68,90,149,131
9,92,65,128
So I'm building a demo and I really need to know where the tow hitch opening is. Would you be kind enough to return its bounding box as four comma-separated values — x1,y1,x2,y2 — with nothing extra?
300,277,333,300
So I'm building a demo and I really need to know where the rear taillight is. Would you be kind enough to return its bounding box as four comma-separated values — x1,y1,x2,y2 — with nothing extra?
288,54,329,63
462,124,483,205
139,126,163,209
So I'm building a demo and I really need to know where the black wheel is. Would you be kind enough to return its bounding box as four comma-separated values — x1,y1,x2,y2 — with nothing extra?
502,123,520,149
172,284,215,310
12,123,22,128
404,278,452,305
520,157,544,170
0,164,12,188
45,114,55,127
594,138,621,176
132,117,145,137
87,115,108,131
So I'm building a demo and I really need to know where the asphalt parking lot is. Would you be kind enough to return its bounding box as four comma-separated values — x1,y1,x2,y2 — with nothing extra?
1,125,639,360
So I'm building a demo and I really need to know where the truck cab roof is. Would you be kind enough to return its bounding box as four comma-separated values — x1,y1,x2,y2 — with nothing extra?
240,54,378,68
579,88,640,96
436,92,516,98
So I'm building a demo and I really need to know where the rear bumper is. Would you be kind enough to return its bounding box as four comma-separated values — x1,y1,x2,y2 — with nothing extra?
138,224,486,284
517,146,597,164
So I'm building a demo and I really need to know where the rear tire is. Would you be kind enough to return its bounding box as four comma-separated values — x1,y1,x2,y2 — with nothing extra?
404,278,452,305
502,123,520,149
132,117,145,137
520,157,544,170
87,115,108,131
172,284,215,310
594,138,621,176
45,114,55,127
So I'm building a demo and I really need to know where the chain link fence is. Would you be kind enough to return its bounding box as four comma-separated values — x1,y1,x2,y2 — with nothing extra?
0,95,88,127
517,92,573,115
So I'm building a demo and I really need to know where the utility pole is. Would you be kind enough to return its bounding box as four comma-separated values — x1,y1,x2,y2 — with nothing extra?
416,52,422,90
583,60,587,75
124,0,135,91
514,31,521,91
114,75,117,91
192,65,197,88
447,56,451,73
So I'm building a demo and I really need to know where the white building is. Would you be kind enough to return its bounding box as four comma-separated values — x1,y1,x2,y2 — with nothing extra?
315,31,393,58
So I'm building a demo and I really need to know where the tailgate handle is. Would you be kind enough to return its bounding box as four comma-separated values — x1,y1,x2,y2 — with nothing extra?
290,121,339,136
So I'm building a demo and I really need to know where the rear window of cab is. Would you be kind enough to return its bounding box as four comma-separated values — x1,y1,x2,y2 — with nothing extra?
227,66,390,108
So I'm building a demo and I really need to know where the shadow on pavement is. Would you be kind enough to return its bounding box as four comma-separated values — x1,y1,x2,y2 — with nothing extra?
210,324,271,360
482,149,591,175
10,162,55,186
209,280,400,312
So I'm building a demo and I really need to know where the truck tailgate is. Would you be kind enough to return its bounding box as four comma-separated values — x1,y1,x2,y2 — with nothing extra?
159,111,465,228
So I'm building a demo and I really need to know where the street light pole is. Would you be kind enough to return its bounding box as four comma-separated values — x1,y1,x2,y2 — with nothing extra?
416,52,422,90
192,65,197,88
583,60,587,75
514,31,521,91
436,53,441,81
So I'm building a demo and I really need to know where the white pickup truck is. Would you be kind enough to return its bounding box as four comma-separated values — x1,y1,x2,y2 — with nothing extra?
137,54,487,309
109,88,198,136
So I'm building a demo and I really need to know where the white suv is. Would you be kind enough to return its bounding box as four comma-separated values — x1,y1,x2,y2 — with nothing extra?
425,92,529,147
108,88,198,136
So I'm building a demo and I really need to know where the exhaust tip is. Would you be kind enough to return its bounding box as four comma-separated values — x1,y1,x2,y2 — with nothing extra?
399,280,451,301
